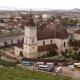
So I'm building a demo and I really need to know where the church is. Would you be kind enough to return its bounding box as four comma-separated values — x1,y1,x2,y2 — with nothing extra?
14,13,69,59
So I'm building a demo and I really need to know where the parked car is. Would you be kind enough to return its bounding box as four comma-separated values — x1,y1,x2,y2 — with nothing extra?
35,62,44,67
55,66,62,73
74,63,80,68
21,61,32,66
38,64,54,72
38,65,47,70
68,65,75,71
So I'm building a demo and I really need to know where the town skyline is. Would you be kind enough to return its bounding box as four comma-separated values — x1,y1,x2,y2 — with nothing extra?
0,0,80,10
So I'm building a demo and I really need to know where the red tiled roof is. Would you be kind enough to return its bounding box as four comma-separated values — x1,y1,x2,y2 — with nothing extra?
37,29,54,40
38,44,58,52
75,29,80,34
55,29,69,39
37,29,69,40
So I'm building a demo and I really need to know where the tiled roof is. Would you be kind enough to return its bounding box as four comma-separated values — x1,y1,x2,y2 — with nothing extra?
37,29,54,40
55,29,69,39
75,29,80,34
37,29,69,40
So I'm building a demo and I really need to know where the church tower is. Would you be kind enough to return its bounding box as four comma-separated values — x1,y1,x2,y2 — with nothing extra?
23,10,38,58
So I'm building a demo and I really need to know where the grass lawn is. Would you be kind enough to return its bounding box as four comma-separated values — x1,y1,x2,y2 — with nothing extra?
0,59,74,80
0,67,74,80
0,59,17,67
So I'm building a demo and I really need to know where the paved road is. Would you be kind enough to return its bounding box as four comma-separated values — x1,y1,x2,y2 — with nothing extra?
74,71,80,80
62,67,74,77
62,67,80,80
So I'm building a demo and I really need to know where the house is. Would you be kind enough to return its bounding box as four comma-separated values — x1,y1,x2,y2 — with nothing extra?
74,29,80,40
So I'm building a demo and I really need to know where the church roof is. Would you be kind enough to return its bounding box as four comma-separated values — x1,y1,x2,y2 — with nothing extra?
55,29,69,39
37,28,69,40
37,29,54,40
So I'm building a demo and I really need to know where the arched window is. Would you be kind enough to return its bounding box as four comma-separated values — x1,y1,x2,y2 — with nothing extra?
4,42,7,46
64,42,66,47
17,39,19,44
11,39,13,45
19,51,23,57
43,41,45,45
51,40,52,44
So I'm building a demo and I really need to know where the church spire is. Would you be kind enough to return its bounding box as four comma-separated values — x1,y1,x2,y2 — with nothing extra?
26,9,35,27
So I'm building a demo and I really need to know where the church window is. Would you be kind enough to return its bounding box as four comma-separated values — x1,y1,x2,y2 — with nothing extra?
17,39,19,44
4,42,7,46
43,41,45,45
51,40,52,44
33,47,34,49
64,42,66,47
19,51,23,57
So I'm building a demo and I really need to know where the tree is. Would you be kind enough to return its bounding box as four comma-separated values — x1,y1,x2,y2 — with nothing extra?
42,54,46,58
50,16,55,22
71,52,80,61
56,15,61,20
60,17,69,27
77,52,80,61
48,49,58,57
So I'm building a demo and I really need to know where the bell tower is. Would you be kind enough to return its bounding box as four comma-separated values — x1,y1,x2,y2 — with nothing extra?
23,10,38,58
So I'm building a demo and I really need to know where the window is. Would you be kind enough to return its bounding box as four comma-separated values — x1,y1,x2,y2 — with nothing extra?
19,51,23,57
4,42,7,46
11,39,13,44
17,39,19,44
43,41,45,45
33,47,34,49
51,40,52,44
64,42,66,47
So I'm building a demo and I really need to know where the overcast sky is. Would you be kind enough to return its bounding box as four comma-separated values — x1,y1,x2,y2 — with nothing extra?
0,0,80,10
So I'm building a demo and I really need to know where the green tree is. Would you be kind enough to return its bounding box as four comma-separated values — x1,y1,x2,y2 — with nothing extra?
60,17,69,27
48,49,58,57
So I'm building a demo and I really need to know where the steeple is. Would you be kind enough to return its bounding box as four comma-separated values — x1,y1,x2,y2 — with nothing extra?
26,9,35,27
23,9,38,58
